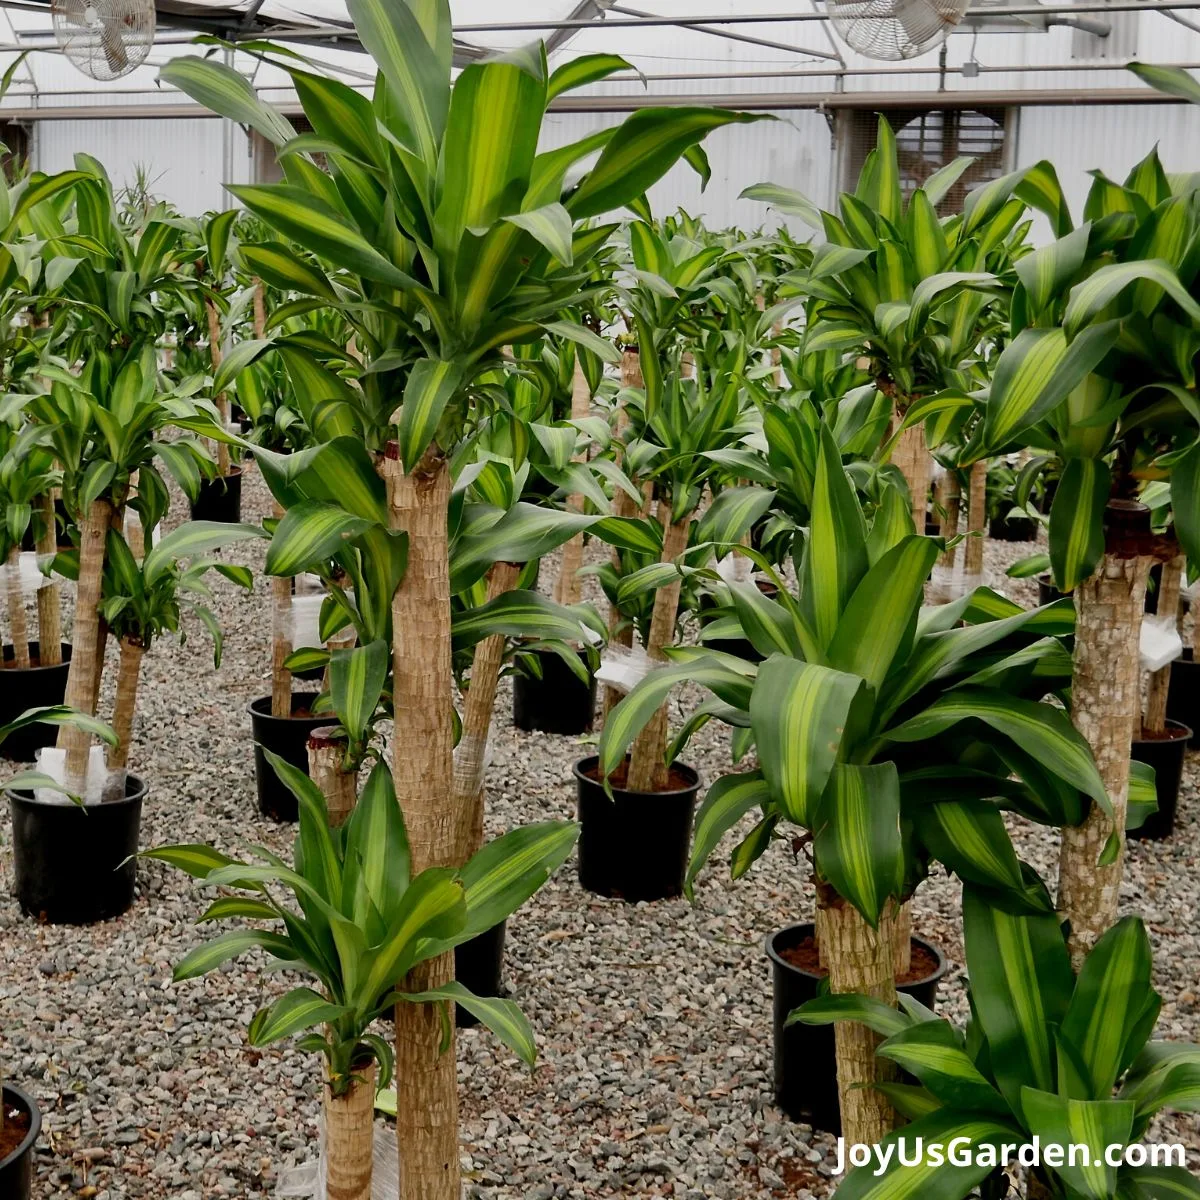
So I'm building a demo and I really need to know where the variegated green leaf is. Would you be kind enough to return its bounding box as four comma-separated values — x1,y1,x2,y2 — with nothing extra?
395,356,466,471
248,987,348,1047
160,57,296,147
750,656,864,828
265,501,374,577
425,821,578,956
399,981,537,1066
962,887,1075,1117
1064,259,1200,336
1048,456,1110,593
1021,1089,1135,1200
685,770,772,900
884,687,1109,814
174,930,300,980
568,108,766,219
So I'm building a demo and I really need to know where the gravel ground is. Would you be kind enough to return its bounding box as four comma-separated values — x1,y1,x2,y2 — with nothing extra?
2,471,1198,1199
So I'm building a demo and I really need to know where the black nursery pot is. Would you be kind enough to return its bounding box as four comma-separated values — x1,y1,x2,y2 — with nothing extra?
512,648,596,735
1130,720,1192,842
1037,573,1065,607
1167,650,1200,748
989,515,1037,542
0,1083,41,1200
454,921,507,1029
249,694,326,822
766,923,947,1135
0,642,72,762
7,774,147,924
189,468,243,524
573,755,700,902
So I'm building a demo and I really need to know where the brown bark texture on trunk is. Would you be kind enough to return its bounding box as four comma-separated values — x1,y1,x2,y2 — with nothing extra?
453,560,520,858
380,447,460,1200
6,543,29,669
1058,553,1150,969
554,361,593,608
107,636,145,771
205,300,231,477
891,421,931,531
324,1061,376,1200
307,728,358,827
964,458,988,577
1144,554,1183,735
603,350,643,719
815,890,900,1146
57,498,112,792
626,508,692,793
270,502,293,719
937,472,961,569
35,491,62,666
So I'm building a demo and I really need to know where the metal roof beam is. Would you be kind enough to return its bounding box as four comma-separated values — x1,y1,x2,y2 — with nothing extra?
609,3,843,62
545,0,617,55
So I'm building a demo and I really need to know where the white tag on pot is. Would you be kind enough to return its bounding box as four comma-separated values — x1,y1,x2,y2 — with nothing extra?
291,594,325,651
595,643,656,696
1140,615,1183,674
33,745,112,806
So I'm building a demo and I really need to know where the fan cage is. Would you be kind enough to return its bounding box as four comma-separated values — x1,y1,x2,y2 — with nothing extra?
827,0,968,61
51,0,157,82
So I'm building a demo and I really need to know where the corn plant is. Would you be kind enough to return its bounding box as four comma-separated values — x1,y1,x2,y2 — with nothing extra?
800,889,1200,1200
25,158,218,794
150,754,577,1200
962,147,1200,965
82,521,263,772
160,10,762,1188
599,425,1106,1145
594,343,771,792
742,121,1051,526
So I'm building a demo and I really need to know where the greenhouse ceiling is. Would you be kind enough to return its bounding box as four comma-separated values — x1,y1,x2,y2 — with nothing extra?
0,0,1198,109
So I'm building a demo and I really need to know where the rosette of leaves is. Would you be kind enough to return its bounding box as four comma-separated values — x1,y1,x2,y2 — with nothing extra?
798,888,1200,1200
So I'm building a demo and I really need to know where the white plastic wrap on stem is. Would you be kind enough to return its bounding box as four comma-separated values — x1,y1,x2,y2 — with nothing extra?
927,566,984,604
291,593,326,651
1,552,63,602
1140,614,1184,674
451,731,493,807
274,1117,399,1199
594,643,657,697
34,745,116,806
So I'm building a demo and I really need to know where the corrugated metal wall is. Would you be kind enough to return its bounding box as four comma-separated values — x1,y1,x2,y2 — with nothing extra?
29,98,1193,233
36,118,251,215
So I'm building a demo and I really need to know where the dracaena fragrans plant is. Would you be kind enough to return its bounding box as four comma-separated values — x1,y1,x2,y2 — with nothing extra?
87,520,264,774
160,6,761,1189
800,888,1200,1200
743,118,1051,527
964,145,1200,966
593,344,771,793
24,159,219,795
150,753,577,1200
600,424,1106,1145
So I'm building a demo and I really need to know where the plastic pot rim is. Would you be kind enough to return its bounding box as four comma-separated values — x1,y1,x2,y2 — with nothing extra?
1133,719,1193,747
0,1083,41,1173
2,642,72,677
763,920,950,990
248,694,325,726
572,754,701,799
5,771,148,810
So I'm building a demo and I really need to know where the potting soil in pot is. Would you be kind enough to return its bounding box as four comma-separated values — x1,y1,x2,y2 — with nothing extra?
0,1102,31,1162
778,933,940,986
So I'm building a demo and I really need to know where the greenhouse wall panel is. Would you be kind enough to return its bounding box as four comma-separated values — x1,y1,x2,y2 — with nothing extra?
1016,101,1200,235
35,118,251,215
